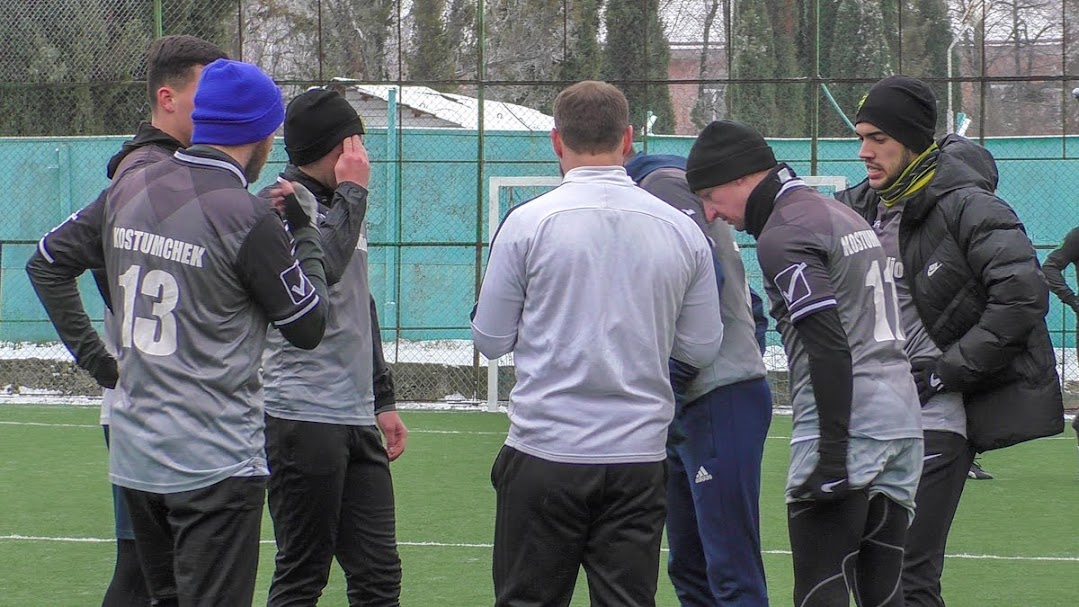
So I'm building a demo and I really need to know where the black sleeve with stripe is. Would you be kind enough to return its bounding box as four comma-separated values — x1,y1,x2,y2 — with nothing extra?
25,190,116,387
319,182,368,286
370,295,396,413
792,307,853,448
238,212,328,350
1043,227,1079,307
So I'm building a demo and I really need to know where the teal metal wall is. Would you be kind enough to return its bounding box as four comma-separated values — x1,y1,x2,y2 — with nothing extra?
3,132,1079,353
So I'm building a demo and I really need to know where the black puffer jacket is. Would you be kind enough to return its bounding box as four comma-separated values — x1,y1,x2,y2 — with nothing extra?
838,134,1063,452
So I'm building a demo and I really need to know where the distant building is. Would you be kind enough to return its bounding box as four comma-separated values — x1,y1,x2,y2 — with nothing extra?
668,44,727,136
329,81,554,131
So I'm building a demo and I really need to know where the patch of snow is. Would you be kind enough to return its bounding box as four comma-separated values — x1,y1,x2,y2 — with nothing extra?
0,342,72,362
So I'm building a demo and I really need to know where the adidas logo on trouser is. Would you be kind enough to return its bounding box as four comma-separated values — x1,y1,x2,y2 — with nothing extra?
694,466,713,484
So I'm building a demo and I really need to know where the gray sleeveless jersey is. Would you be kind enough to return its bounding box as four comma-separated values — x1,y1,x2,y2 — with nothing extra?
638,168,766,401
262,181,375,425
756,186,922,444
873,201,966,436
101,149,324,493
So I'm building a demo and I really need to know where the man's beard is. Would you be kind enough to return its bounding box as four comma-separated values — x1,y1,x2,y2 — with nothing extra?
244,138,273,182
877,149,919,191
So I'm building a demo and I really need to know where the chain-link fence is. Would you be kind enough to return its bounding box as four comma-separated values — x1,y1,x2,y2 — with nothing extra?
3,1,1079,408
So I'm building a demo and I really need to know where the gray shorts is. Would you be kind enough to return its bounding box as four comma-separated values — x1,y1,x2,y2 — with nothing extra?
786,437,924,516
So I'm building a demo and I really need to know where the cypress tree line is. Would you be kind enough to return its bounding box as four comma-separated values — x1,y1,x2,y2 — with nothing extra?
602,0,676,134
0,0,236,136
767,0,807,137
408,0,454,85
901,0,953,133
559,0,603,83
823,0,893,136
728,0,779,133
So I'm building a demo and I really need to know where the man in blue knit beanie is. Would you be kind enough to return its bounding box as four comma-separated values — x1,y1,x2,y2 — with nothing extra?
83,57,329,605
189,58,285,181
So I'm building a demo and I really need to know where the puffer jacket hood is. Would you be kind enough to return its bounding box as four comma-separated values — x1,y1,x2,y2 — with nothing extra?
105,122,184,179
902,135,998,227
926,134,998,197
624,152,687,184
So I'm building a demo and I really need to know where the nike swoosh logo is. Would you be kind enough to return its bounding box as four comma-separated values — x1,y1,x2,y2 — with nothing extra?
821,480,845,493
928,262,942,276
789,506,814,519
923,453,943,461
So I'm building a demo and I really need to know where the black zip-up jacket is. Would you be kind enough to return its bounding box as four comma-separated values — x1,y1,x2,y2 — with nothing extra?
1042,227,1079,308
267,165,396,412
25,123,183,387
837,134,1063,452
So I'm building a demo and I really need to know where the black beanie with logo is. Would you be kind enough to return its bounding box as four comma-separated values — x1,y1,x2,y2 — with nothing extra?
284,89,366,167
855,75,937,153
685,120,778,193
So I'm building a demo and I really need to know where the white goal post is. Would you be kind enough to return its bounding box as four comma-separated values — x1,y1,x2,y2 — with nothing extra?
482,173,849,412
485,176,562,411
801,175,849,193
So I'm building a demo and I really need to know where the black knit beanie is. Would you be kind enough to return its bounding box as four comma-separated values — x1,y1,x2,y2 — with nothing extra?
284,89,365,166
855,75,937,153
685,120,777,193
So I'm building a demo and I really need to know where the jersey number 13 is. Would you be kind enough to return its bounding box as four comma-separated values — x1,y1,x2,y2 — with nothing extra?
117,264,179,356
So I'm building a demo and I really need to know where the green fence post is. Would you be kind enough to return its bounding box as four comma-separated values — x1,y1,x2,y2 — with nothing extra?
386,88,399,343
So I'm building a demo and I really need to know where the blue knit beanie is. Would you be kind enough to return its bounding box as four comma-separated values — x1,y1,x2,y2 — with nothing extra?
191,59,284,146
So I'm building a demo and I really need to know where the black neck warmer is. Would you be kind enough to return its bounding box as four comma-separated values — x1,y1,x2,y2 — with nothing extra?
745,163,799,238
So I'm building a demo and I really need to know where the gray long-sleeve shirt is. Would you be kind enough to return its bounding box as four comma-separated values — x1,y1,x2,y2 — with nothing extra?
471,166,723,464
637,167,767,401
261,168,385,426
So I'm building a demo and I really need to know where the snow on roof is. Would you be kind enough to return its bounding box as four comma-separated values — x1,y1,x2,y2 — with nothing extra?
332,80,554,131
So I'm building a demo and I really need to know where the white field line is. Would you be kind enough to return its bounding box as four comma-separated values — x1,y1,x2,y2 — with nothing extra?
0,535,1075,562
2,420,1077,441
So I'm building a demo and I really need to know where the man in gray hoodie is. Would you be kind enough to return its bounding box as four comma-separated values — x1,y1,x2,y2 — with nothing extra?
625,150,772,607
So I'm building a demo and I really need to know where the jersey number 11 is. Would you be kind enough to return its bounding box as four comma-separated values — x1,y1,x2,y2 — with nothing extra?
865,259,905,343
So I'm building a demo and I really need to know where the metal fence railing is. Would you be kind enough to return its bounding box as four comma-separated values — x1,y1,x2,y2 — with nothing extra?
3,1,1079,407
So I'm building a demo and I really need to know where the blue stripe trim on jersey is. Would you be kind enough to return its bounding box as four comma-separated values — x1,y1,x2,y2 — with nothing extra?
174,151,248,187
789,298,837,322
274,295,320,327
776,178,806,200
37,238,55,264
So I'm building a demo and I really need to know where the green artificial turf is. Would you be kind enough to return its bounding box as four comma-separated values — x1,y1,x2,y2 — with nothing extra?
0,405,1075,606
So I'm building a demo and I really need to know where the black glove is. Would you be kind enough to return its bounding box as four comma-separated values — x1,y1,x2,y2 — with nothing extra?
279,180,319,230
792,439,850,501
911,357,944,406
85,354,118,390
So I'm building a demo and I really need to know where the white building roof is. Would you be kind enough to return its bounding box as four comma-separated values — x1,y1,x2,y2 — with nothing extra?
332,81,554,131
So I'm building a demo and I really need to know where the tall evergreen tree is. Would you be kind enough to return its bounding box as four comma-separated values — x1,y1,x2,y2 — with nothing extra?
901,0,951,133
323,0,396,81
602,0,676,134
446,0,478,81
408,0,454,84
767,0,808,136
1,0,151,135
824,0,893,136
690,0,723,131
729,0,778,133
483,0,564,111
559,0,602,83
